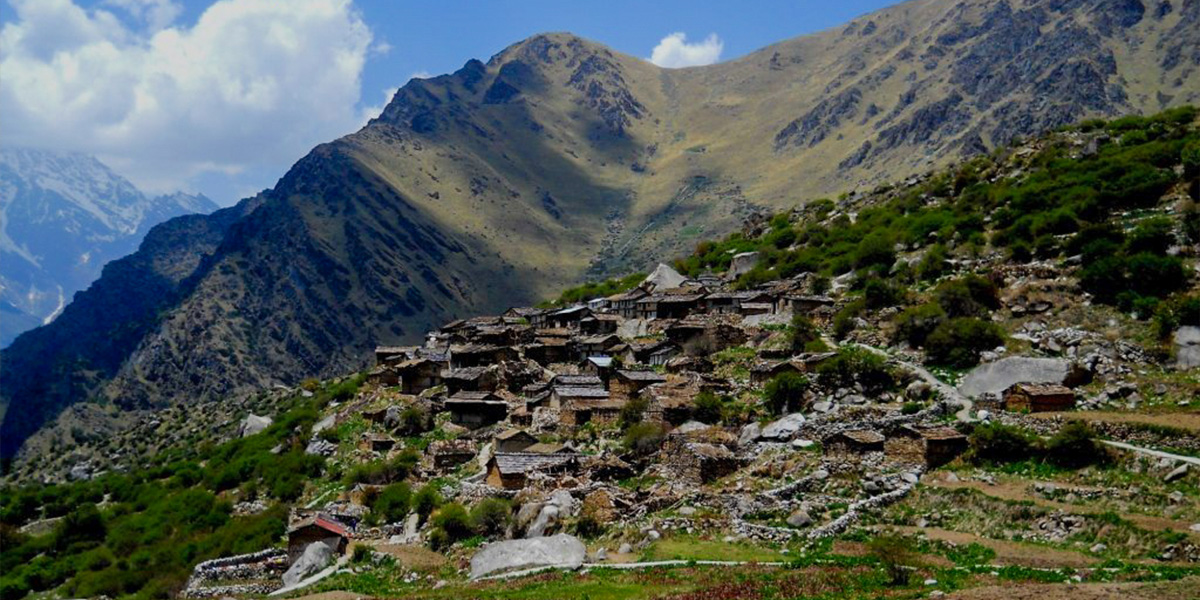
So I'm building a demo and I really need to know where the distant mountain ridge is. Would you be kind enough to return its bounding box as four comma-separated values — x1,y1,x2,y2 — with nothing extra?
0,148,217,347
3,0,1199,464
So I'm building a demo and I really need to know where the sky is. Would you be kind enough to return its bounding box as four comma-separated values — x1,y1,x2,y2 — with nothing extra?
0,0,901,206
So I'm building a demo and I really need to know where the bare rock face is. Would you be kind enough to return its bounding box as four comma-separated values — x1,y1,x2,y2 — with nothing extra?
958,357,1090,398
469,533,586,579
281,542,333,587
239,414,273,438
1173,327,1200,369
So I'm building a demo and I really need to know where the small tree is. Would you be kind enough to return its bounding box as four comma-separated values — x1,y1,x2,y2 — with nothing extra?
893,303,946,347
790,314,821,354
867,533,918,586
763,372,810,415
693,391,725,424
469,498,513,538
412,484,442,522
623,422,667,457
924,318,1005,368
1045,422,1107,469
619,396,649,429
371,482,411,524
968,422,1036,465
432,502,472,542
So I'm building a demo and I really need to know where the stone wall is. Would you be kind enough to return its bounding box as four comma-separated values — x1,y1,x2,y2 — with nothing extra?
182,548,287,598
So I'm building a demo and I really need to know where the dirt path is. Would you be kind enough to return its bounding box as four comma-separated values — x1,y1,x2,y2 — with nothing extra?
1028,410,1200,433
947,576,1200,600
895,526,1098,569
927,474,1200,537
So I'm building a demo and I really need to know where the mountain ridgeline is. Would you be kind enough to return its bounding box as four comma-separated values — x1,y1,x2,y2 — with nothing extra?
0,149,217,348
3,0,1200,462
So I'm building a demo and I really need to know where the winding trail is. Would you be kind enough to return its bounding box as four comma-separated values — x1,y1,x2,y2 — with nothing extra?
848,343,974,421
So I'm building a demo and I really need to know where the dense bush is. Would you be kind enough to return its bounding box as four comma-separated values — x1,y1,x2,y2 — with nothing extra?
933,275,999,318
763,372,810,414
815,348,895,393
789,314,821,354
623,422,667,457
371,482,412,524
924,318,1006,368
693,391,726,424
1044,422,1108,469
550,272,646,307
430,503,473,544
469,498,513,538
412,485,442,522
619,396,650,429
893,303,947,347
967,423,1037,464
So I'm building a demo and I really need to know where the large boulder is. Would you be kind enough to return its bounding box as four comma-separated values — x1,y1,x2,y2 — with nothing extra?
239,414,273,437
729,252,761,278
643,263,687,290
760,413,806,441
282,542,333,587
1174,327,1200,369
958,357,1089,398
469,533,586,579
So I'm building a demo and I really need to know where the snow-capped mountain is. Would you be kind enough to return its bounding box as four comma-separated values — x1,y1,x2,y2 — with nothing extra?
0,148,218,347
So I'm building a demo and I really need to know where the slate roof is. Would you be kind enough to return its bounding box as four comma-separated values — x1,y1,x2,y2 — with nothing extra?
490,452,579,475
554,374,603,387
554,387,611,399
615,369,667,383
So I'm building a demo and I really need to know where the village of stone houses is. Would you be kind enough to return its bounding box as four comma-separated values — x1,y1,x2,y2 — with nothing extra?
5,117,1200,600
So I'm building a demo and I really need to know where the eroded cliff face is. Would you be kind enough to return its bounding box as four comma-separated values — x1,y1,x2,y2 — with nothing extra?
5,0,1200,463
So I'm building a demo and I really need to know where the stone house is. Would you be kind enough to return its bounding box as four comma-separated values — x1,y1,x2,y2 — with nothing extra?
494,429,538,453
374,345,419,365
426,439,477,470
1003,382,1076,412
287,516,350,565
524,337,571,365
441,366,498,394
574,333,622,360
550,387,614,425
705,291,775,314
366,365,399,387
579,314,622,335
444,391,509,428
636,289,707,320
620,340,681,366
885,425,968,468
358,433,395,454
394,358,445,395
750,359,805,386
664,439,741,485
609,287,650,319
544,305,594,329
824,429,886,454
449,344,519,369
609,369,668,403
485,452,581,490
782,294,836,315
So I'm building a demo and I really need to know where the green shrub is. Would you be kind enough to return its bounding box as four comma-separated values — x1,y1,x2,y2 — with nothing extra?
924,318,1005,368
815,348,894,393
431,503,472,542
789,314,821,354
893,303,947,347
867,534,917,586
693,391,726,424
934,275,999,318
763,372,810,414
412,485,442,522
968,423,1036,464
623,422,667,457
371,482,411,524
917,244,949,281
900,402,922,415
396,405,433,436
619,396,649,429
1044,422,1108,469
832,300,864,340
469,498,513,538
573,514,606,539
352,545,373,563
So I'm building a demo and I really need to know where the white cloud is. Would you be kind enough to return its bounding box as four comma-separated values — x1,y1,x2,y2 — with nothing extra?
648,32,723,68
0,0,376,195
359,86,398,126
104,0,182,32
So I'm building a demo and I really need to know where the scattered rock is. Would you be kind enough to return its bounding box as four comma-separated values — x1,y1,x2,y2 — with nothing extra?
239,414,273,438
469,534,586,579
1165,464,1190,483
957,357,1089,398
1174,327,1200,369
739,423,762,446
618,542,633,554
761,413,806,440
282,542,333,587
786,510,812,528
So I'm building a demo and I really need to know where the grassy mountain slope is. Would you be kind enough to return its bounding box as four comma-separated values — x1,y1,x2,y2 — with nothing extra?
3,0,1200,463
